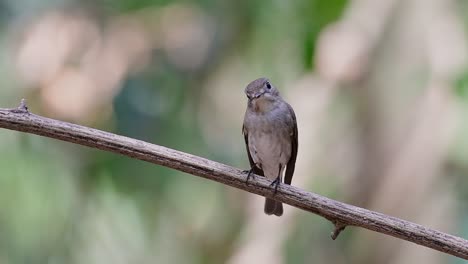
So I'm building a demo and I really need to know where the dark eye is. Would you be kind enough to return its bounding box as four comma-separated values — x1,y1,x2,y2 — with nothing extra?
266,82,271,89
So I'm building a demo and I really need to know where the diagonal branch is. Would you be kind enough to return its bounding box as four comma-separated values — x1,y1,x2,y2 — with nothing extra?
0,100,467,260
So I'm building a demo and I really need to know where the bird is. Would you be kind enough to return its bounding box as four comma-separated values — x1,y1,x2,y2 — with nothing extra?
242,77,298,216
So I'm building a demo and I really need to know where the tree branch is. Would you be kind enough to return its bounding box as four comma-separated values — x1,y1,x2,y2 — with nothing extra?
0,100,467,260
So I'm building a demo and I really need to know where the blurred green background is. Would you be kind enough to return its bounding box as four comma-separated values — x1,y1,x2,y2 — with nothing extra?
0,0,468,263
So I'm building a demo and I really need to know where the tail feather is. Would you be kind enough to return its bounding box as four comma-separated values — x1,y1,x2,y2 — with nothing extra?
264,198,283,216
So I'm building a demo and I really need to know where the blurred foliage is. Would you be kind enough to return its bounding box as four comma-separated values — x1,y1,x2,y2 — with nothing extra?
0,0,468,264
299,0,347,70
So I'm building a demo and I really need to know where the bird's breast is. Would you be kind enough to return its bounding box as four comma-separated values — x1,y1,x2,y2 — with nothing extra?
246,110,293,178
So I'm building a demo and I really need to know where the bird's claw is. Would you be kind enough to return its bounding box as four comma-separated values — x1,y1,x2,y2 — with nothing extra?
244,168,255,184
269,177,281,194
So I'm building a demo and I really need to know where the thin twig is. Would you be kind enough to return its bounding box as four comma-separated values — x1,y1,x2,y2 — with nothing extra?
0,100,467,260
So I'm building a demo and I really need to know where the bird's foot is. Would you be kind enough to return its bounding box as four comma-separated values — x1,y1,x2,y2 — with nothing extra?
243,168,255,184
269,177,281,194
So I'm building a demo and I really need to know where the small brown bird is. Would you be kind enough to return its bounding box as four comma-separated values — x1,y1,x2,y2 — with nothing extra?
242,77,298,216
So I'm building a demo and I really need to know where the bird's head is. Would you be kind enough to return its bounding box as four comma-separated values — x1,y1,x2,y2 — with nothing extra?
245,78,281,113
245,77,279,100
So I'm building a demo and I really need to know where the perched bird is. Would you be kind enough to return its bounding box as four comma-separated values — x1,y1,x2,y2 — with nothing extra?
242,77,298,216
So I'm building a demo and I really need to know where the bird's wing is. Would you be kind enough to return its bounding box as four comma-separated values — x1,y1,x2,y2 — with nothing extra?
284,104,298,185
242,124,264,176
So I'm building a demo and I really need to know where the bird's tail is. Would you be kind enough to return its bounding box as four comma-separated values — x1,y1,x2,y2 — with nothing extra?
264,198,283,216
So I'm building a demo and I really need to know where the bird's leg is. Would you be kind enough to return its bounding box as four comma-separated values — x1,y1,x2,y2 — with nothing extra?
269,164,282,194
270,177,280,193
243,168,255,184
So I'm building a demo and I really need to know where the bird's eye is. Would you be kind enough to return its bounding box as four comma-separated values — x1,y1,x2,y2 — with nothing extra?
266,82,271,89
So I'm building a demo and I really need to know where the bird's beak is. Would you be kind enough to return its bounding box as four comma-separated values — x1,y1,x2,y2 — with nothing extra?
252,91,265,100
247,90,266,101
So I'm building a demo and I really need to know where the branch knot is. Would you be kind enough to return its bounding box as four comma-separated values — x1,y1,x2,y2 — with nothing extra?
331,221,347,240
11,99,29,114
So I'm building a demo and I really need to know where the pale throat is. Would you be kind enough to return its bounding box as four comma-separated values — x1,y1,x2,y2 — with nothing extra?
251,97,278,113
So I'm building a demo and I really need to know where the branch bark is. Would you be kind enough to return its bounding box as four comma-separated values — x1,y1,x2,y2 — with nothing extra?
0,100,467,260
